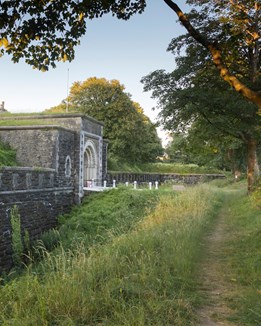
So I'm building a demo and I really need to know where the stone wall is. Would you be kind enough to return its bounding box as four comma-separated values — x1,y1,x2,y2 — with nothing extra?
106,172,226,185
0,114,107,273
0,126,76,170
102,140,109,180
0,167,74,273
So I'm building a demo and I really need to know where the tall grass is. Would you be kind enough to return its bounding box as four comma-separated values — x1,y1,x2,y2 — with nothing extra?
44,187,160,252
0,141,17,166
222,192,261,325
0,185,222,325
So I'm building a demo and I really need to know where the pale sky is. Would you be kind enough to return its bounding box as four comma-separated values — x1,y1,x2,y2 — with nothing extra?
0,1,189,144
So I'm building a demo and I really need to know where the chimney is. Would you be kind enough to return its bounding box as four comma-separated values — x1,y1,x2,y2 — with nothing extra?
0,101,7,113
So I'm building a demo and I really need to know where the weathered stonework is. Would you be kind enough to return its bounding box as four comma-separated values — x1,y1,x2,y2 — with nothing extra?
0,114,107,272
0,114,106,200
0,167,74,272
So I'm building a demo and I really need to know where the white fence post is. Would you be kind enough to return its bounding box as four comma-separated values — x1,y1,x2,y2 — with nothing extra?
149,182,152,190
113,179,116,188
134,181,137,190
103,180,107,188
125,181,129,187
155,181,159,190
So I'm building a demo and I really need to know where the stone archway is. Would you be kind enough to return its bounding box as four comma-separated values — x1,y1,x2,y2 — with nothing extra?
83,141,98,187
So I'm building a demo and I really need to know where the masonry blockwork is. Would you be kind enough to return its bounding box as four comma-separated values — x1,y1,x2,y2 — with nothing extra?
0,114,108,272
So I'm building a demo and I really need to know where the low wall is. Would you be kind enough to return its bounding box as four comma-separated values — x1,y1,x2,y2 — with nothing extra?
106,172,226,185
0,167,74,273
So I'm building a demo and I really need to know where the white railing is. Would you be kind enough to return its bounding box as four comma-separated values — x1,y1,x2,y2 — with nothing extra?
83,179,160,192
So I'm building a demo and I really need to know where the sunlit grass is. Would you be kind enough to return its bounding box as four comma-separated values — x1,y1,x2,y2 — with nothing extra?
221,193,261,325
0,185,222,325
0,119,65,127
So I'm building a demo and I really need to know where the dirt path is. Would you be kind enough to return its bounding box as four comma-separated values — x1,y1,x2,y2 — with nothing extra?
196,198,237,326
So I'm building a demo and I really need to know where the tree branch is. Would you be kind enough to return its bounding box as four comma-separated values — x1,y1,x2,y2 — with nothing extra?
163,0,261,113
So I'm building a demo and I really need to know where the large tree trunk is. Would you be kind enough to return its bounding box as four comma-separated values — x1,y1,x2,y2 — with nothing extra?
246,137,259,193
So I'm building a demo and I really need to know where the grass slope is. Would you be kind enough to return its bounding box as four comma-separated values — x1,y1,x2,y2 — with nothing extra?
0,185,222,325
42,187,160,252
0,184,259,325
108,160,223,174
222,190,261,325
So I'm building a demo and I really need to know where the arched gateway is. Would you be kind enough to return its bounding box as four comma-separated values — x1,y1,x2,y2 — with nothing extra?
83,140,98,187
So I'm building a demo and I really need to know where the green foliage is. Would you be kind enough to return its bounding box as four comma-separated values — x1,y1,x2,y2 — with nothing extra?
37,229,61,253
56,187,159,251
165,132,247,171
0,141,17,167
46,77,163,163
251,177,261,209
0,118,54,127
222,192,261,325
0,185,222,325
23,230,30,253
10,206,23,267
0,1,146,70
140,162,221,174
207,176,236,188
108,159,222,174
141,3,260,188
0,183,259,324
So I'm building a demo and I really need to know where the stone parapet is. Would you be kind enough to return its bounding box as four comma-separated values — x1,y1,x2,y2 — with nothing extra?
0,167,74,273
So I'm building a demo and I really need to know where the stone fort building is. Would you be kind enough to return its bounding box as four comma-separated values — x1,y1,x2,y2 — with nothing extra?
0,113,108,202
0,114,108,271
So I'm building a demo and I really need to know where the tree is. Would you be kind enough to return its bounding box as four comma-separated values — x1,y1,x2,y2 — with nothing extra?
1,1,260,115
142,34,260,191
166,127,248,174
0,0,146,71
46,77,163,163
1,0,260,185
163,0,261,114
165,0,261,191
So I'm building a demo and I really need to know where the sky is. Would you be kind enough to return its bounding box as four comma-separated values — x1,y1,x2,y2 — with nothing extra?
0,2,188,144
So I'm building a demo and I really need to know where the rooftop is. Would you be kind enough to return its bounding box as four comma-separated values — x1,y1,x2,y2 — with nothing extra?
0,113,104,127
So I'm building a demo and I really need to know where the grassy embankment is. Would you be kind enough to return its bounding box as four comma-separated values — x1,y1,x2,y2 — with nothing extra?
108,160,223,174
0,182,260,325
0,185,221,325
220,184,261,325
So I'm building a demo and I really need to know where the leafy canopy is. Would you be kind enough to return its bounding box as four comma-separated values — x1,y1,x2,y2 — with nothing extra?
142,2,261,182
0,0,146,71
163,0,261,111
1,0,260,111
46,77,163,163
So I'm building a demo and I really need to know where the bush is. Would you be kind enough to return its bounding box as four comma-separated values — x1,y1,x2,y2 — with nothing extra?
0,141,17,166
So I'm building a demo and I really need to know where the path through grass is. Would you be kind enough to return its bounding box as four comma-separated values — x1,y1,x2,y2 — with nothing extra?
0,185,221,325
0,184,259,325
197,187,261,325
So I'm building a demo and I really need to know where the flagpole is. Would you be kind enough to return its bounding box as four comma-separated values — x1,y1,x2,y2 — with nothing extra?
66,68,69,113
